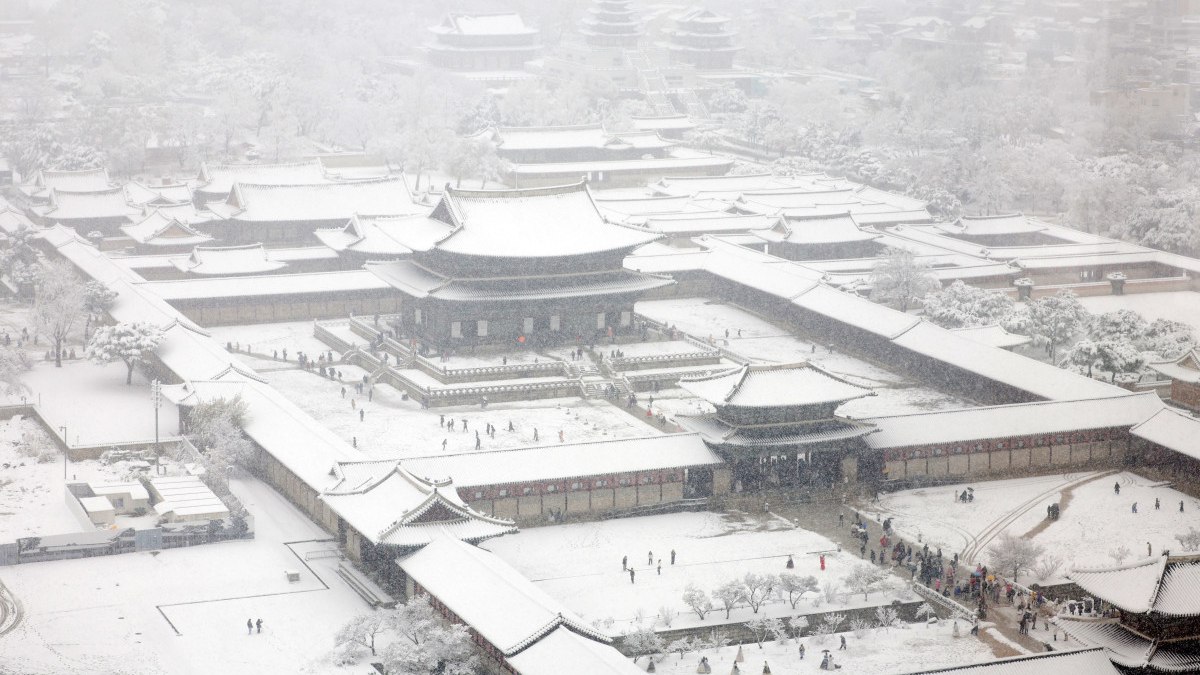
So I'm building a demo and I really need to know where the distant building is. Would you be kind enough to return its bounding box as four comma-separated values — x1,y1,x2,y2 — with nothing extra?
426,13,540,82
1150,347,1200,410
474,124,732,188
580,0,642,48
661,7,741,70
28,187,141,236
365,182,671,349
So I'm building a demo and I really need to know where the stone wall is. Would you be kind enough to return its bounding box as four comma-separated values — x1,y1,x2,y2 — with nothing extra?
881,430,1126,481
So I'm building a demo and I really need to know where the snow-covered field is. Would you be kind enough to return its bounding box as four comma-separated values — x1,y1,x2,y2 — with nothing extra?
649,620,996,675
1078,291,1200,334
264,367,660,458
636,298,974,415
14,360,182,446
0,477,366,675
483,511,909,635
863,471,1200,584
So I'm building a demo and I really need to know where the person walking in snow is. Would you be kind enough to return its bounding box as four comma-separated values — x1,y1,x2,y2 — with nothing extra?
359,409,364,422
622,555,628,571
1148,542,1152,556
1182,500,1186,512
1155,498,1160,510
247,618,253,635
256,618,262,633
1132,502,1138,513
648,551,654,565
629,568,635,583
839,636,846,651
798,644,805,659
670,549,676,565
1114,482,1120,495
657,561,662,575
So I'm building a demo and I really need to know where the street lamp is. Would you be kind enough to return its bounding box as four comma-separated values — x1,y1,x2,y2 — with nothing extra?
59,425,67,480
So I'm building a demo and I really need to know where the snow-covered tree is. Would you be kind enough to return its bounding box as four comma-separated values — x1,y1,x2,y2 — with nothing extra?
788,615,809,638
1034,555,1064,582
712,580,742,619
0,345,32,396
82,280,118,341
1175,527,1200,552
666,637,694,660
869,248,940,312
682,583,712,620
988,533,1045,581
915,602,936,625
186,395,255,483
86,321,164,385
778,573,818,609
746,616,785,649
442,137,484,189
874,606,900,631
845,565,888,601
624,626,664,663
30,260,86,368
849,617,871,638
335,611,388,657
1095,339,1145,383
922,280,1015,328
1139,319,1194,360
1108,545,1132,565
740,572,776,614
1063,339,1101,378
1025,290,1090,360
380,598,478,675
818,612,846,636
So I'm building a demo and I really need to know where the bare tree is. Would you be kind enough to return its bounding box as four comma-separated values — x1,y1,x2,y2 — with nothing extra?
712,580,742,619
682,583,712,620
30,259,86,368
335,612,388,657
845,565,889,601
741,572,777,614
778,573,819,609
1175,527,1200,552
988,533,1045,581
747,616,784,649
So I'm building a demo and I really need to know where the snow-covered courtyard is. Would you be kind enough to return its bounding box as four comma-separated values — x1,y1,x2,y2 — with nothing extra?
649,620,997,675
264,367,661,459
482,511,911,635
861,471,1200,584
635,298,974,415
0,477,368,675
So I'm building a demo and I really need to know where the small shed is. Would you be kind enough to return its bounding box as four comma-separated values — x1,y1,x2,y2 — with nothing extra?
79,496,116,526
89,482,151,514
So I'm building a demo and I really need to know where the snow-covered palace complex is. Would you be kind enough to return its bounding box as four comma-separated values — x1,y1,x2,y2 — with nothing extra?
5,109,1200,673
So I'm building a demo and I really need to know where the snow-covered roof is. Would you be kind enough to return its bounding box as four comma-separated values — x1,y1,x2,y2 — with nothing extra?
947,324,1032,349
629,114,696,132
636,213,780,235
507,153,733,177
31,187,141,222
0,204,35,235
143,270,391,301
208,177,420,223
770,213,881,245
862,392,1164,449
792,284,922,339
888,321,1127,401
195,160,330,197
124,180,193,206
507,626,642,675
431,182,660,258
1056,618,1157,669
121,208,214,247
680,362,872,408
314,214,448,257
91,481,150,501
593,194,696,216
1148,348,1200,384
649,173,821,197
1130,407,1200,462
20,167,112,198
935,213,1047,238
430,12,538,37
321,461,514,547
1070,555,1168,614
900,648,1122,675
168,244,288,276
366,259,672,302
399,535,608,656
698,237,824,298
680,413,877,446
400,434,723,488
488,124,674,152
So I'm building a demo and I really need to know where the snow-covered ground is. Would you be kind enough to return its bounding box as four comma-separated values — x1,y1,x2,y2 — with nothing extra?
482,511,910,636
14,360,182,446
0,477,366,675
264,367,660,458
649,620,996,675
207,321,342,363
636,298,974,415
863,471,1200,584
1078,291,1200,334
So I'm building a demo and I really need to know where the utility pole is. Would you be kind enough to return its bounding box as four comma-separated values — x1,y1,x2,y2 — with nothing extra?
59,425,67,480
152,379,162,475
